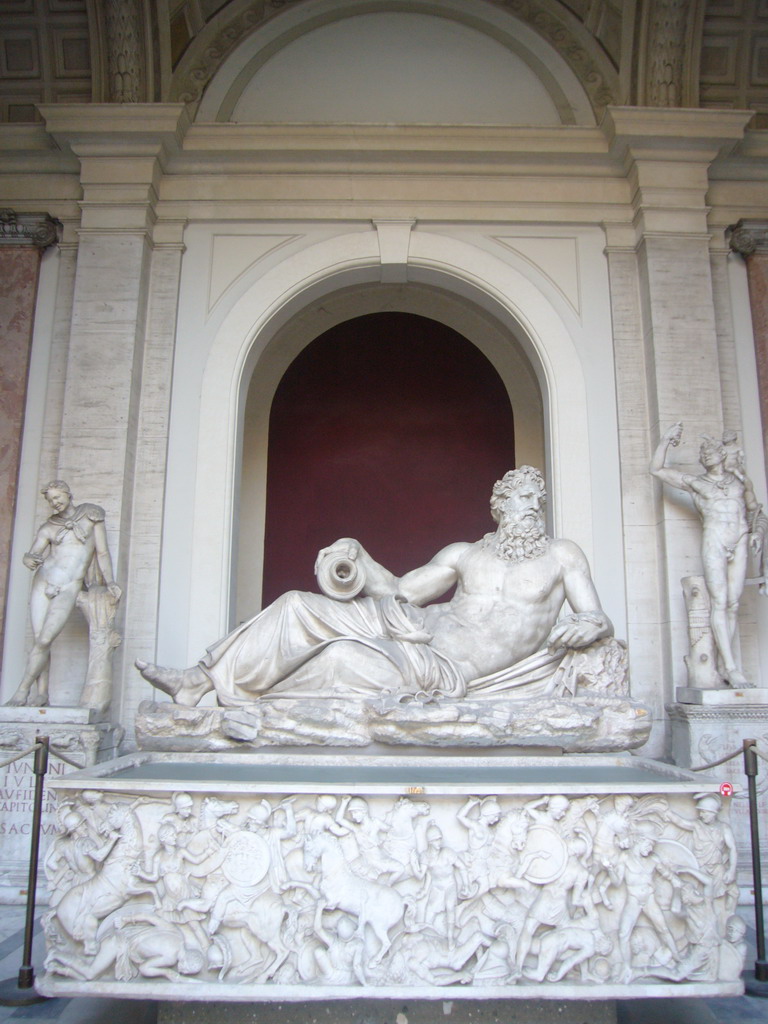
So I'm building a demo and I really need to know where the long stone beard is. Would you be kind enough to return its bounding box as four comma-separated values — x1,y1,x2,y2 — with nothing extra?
484,512,550,563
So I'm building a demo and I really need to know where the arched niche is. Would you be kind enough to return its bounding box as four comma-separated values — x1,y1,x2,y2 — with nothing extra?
190,0,601,125
159,227,605,668
237,289,542,621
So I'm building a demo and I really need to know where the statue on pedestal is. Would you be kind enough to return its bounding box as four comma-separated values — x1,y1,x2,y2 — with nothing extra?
137,466,620,708
651,424,767,687
6,480,122,710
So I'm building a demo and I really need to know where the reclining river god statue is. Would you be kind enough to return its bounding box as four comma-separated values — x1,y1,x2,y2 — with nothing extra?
136,468,637,726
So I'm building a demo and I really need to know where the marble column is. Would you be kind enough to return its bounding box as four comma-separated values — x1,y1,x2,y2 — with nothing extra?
0,211,58,667
729,220,768,474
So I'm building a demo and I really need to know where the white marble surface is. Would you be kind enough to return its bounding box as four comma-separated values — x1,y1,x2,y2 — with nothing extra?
668,702,768,901
0,706,95,724
676,687,768,706
0,718,122,904
38,752,744,1001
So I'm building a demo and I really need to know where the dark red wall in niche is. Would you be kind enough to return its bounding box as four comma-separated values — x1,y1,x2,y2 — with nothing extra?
262,312,516,605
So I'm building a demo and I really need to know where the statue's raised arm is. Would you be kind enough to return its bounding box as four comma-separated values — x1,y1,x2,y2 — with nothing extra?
650,421,686,492
313,537,462,606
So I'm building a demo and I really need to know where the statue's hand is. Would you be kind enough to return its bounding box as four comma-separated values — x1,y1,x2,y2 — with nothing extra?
314,538,360,575
665,422,683,447
107,583,122,602
22,552,44,571
546,612,609,651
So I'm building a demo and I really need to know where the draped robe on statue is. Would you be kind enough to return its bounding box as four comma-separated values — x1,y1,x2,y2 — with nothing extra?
198,590,610,707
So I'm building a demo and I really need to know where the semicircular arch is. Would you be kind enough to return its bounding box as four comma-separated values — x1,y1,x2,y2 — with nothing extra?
158,227,603,667
170,0,619,124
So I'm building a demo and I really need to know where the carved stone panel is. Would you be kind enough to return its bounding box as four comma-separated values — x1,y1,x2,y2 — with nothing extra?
0,708,122,903
38,753,745,1000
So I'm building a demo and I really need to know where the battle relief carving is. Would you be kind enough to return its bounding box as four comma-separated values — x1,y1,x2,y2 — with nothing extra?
42,788,745,991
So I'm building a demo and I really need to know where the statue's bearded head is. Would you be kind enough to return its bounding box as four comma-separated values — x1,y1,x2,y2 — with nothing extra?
486,467,549,562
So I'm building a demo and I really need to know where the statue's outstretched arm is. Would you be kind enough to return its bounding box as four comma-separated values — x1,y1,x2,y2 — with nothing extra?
398,543,467,606
315,538,399,597
315,537,465,605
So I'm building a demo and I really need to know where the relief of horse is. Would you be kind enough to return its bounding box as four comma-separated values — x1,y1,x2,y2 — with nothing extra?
52,802,145,955
304,830,408,966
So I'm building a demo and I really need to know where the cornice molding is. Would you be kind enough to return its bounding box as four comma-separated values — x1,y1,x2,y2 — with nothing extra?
667,701,768,722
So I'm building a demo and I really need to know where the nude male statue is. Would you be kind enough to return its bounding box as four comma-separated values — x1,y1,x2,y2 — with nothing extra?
6,480,121,707
136,466,614,706
650,423,764,686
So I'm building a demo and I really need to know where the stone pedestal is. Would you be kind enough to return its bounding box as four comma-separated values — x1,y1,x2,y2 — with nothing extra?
668,693,768,900
0,706,122,903
158,997,618,1024
38,751,745,1001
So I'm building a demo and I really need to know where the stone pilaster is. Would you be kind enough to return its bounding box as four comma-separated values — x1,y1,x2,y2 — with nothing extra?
104,0,145,102
645,0,689,106
0,211,58,669
602,108,753,706
729,220,768,475
117,229,185,738
604,235,670,756
635,0,705,108
32,104,189,709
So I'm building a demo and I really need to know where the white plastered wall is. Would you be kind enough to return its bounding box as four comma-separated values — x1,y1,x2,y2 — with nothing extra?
157,221,625,672
728,252,768,682
196,0,596,127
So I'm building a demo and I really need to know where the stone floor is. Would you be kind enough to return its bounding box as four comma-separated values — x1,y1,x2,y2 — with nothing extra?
0,908,766,1023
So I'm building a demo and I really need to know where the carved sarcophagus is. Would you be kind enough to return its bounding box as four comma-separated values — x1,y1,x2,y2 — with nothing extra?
38,752,745,1001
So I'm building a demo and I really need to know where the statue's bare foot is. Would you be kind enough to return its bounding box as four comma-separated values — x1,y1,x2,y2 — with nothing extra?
135,659,211,707
26,691,49,707
723,668,749,687
5,687,31,707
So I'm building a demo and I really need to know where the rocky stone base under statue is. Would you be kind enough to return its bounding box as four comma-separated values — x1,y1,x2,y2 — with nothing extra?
135,692,651,753
38,752,745,1002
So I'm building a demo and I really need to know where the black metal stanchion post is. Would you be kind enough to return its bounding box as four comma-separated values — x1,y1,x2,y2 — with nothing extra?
0,735,49,1006
744,738,768,996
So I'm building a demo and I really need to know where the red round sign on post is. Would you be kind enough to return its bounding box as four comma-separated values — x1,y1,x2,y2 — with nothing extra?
720,782,734,798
